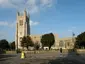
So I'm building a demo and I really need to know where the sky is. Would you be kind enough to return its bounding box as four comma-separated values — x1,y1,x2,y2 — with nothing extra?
0,0,85,42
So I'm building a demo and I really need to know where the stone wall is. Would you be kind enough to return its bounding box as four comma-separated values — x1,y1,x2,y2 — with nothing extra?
76,49,85,54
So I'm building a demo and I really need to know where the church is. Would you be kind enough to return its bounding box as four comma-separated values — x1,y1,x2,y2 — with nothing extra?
15,10,75,50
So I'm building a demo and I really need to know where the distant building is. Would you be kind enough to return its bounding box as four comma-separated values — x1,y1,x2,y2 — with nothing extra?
15,10,75,50
58,37,75,49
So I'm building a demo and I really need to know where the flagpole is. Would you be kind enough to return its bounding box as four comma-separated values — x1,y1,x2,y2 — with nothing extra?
72,32,75,51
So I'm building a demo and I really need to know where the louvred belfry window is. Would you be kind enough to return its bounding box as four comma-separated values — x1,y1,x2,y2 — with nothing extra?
19,20,23,26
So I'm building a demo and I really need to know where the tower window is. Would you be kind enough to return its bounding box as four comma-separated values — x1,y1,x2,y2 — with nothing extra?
19,20,23,26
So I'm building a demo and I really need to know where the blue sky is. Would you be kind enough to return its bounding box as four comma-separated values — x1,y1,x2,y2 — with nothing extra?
0,0,85,42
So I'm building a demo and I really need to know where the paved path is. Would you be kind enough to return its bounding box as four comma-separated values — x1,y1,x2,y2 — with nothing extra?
0,51,85,64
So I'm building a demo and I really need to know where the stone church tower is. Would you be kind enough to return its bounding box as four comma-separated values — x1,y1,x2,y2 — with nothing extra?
15,10,30,49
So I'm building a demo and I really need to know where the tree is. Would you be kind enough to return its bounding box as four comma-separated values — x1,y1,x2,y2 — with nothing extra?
75,32,85,48
0,39,10,50
34,42,40,50
10,41,15,50
26,35,34,49
21,36,27,50
41,33,55,50
21,35,34,50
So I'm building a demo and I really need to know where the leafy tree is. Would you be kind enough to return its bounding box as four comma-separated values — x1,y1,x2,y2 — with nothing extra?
21,36,27,50
21,35,34,50
75,32,85,48
41,33,55,50
0,39,10,50
26,35,34,49
10,41,15,50
34,42,40,50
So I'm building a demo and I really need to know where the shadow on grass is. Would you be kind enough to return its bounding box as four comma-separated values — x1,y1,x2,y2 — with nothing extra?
48,49,85,64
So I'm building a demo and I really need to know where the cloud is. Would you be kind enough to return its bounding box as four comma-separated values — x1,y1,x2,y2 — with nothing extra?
68,29,72,32
0,31,8,39
44,31,52,34
0,21,15,28
40,0,53,7
68,26,77,32
0,21,8,26
30,20,39,26
0,0,15,8
72,27,76,29
9,21,16,28
0,0,54,14
0,20,39,27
